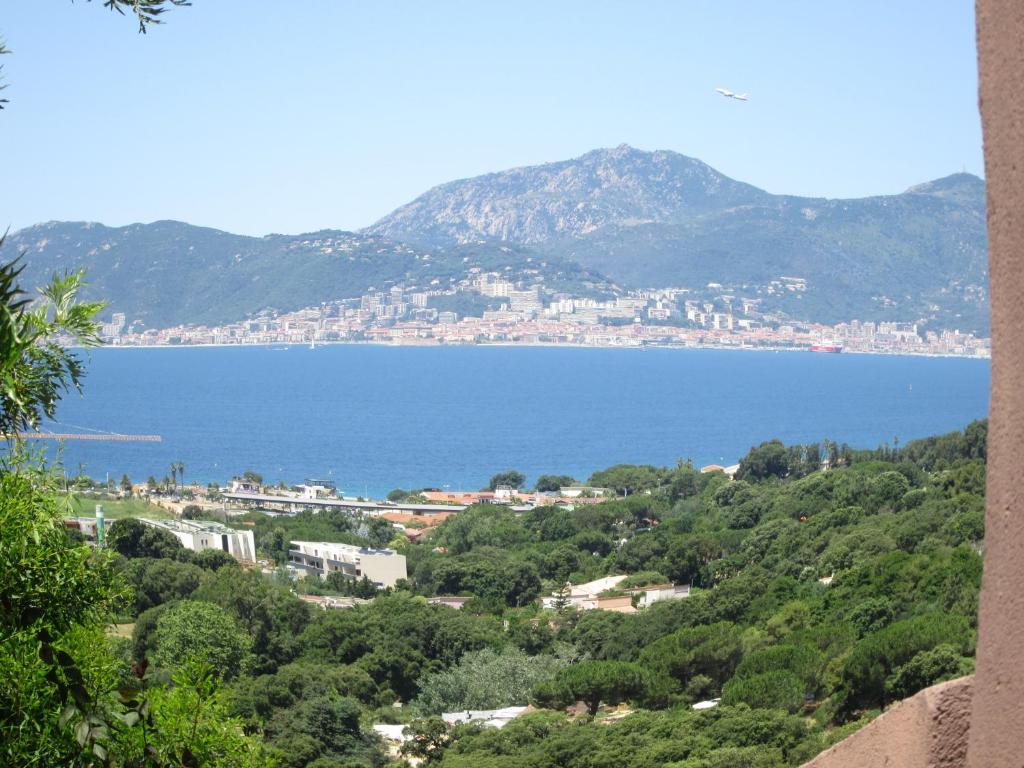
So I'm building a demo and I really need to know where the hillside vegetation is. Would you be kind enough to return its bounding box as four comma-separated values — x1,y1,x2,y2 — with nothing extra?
33,419,986,768
5,222,613,330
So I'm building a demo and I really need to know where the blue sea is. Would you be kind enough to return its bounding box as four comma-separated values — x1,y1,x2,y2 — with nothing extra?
48,345,990,497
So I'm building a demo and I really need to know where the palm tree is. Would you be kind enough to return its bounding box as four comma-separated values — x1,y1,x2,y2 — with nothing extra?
168,461,184,494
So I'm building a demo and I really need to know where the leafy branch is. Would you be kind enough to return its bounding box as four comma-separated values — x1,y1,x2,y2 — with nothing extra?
0,235,107,438
92,0,193,35
0,40,8,109
0,2,190,111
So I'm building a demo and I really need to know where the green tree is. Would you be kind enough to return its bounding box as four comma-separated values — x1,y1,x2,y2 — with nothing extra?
736,440,792,482
587,464,663,495
360,516,395,549
0,254,105,435
107,517,184,560
487,469,526,491
181,503,206,519
638,622,744,691
192,548,239,571
112,660,272,767
838,613,972,716
884,644,973,700
732,644,823,691
151,601,253,679
435,506,530,555
123,556,204,614
534,660,651,715
192,566,313,672
721,670,806,712
0,468,126,766
264,694,368,765
231,662,378,724
119,473,132,496
414,647,567,714
535,474,576,492
401,717,451,765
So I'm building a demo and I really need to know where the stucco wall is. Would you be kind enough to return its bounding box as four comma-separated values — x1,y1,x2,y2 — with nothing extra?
966,0,1024,763
801,677,973,768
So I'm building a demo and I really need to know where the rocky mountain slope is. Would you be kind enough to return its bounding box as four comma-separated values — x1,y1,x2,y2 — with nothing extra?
368,145,989,330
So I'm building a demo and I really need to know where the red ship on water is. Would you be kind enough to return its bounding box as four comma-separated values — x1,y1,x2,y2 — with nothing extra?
809,344,843,353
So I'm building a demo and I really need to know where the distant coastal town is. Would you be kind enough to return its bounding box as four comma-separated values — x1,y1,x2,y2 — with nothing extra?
99,272,991,358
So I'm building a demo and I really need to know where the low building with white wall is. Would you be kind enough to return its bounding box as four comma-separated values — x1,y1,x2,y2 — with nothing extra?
138,518,256,562
541,575,690,612
288,541,407,588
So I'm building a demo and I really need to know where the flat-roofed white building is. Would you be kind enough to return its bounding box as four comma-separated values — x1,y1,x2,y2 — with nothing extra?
558,486,612,498
138,518,255,562
288,541,407,588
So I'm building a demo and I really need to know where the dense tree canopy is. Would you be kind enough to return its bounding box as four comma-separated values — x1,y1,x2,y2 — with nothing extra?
151,600,254,679
107,517,184,560
5,414,986,767
535,474,577,492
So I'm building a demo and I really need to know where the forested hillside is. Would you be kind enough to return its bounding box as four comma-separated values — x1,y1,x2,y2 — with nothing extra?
12,420,984,767
4,221,615,329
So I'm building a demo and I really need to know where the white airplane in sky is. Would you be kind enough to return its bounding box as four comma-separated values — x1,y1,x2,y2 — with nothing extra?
716,87,748,101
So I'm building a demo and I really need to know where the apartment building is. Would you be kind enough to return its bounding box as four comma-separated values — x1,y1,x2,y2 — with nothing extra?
288,541,407,588
138,518,256,562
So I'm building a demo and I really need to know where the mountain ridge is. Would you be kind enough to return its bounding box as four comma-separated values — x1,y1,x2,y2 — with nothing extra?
5,146,989,333
5,220,615,329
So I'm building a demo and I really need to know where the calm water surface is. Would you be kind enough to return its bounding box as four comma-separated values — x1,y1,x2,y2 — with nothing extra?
50,345,990,497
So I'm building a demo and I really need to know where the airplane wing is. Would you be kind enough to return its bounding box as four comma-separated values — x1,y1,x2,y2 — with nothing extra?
733,94,748,101
715,88,733,97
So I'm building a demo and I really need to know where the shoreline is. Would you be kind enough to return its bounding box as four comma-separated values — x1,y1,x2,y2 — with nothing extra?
87,338,991,361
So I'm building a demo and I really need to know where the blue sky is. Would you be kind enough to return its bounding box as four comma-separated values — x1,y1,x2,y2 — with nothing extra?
2,1,982,236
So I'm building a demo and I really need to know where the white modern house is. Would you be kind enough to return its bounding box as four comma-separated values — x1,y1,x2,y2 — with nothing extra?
288,541,407,588
636,583,691,607
138,518,256,562
228,478,262,494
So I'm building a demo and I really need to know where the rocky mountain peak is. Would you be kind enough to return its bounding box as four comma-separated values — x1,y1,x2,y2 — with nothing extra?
364,146,770,246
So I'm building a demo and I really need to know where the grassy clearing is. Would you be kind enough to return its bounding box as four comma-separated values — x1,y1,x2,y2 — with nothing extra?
109,623,135,639
64,494,176,520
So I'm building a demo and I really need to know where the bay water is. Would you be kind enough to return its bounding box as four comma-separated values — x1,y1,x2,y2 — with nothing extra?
49,345,990,497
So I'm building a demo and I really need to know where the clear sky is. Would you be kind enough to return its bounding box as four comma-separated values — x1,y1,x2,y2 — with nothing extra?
1,1,982,236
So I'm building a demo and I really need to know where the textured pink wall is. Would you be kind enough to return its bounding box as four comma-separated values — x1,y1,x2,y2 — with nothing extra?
967,0,1024,762
800,677,973,768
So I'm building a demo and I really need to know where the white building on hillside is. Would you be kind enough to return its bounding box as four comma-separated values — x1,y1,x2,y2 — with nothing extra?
288,541,407,588
138,518,256,562
541,575,690,613
558,486,612,498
